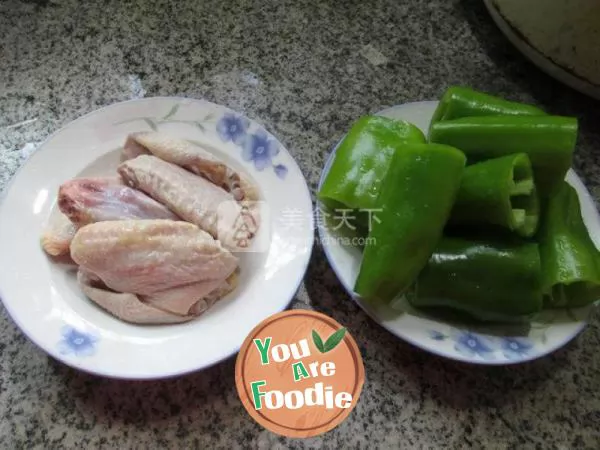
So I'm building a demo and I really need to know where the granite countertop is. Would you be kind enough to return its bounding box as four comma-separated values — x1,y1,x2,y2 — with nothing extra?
1,0,599,448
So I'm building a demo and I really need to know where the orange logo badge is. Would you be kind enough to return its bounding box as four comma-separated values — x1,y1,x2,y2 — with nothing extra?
235,310,365,438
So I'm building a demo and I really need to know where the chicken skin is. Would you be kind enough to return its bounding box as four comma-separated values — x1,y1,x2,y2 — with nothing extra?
118,155,259,251
70,220,238,296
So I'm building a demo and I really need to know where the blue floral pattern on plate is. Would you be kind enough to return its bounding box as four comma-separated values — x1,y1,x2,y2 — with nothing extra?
216,113,249,145
428,328,536,362
214,111,288,178
428,330,447,341
58,325,99,357
274,164,288,180
114,102,289,179
242,130,280,171
454,331,496,360
501,337,533,360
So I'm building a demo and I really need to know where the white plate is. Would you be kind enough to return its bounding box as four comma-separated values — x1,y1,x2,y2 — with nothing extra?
484,0,600,101
318,101,598,365
0,97,314,379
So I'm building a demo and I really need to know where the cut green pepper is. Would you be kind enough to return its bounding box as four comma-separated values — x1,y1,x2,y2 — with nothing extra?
318,115,426,216
407,237,543,322
430,86,546,125
429,115,578,197
354,143,466,303
450,153,540,237
538,181,600,307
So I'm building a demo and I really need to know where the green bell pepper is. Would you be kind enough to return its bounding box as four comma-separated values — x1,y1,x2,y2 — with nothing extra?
538,181,600,307
450,153,540,237
429,115,578,197
318,115,426,218
430,86,546,125
407,237,543,322
354,143,466,304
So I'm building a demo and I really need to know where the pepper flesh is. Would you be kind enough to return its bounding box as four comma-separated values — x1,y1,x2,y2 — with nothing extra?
538,181,600,307
450,153,540,237
318,115,426,216
407,237,543,322
429,115,578,197
354,143,466,303
430,86,546,125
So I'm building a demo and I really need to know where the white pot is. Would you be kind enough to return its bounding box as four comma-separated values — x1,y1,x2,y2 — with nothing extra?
486,0,600,98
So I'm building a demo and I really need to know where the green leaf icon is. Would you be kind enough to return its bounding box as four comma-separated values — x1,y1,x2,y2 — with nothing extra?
323,327,347,353
312,330,325,353
312,328,347,353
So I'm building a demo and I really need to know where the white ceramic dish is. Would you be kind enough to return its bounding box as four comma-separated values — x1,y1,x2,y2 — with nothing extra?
0,97,314,379
484,0,600,101
318,101,598,365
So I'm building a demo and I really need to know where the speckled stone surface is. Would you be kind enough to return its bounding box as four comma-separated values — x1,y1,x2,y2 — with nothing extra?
1,0,600,448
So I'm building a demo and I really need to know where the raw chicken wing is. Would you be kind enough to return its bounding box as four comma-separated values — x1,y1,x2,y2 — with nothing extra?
189,270,239,315
123,132,250,200
58,177,178,225
70,220,238,295
41,177,179,257
141,279,226,315
40,213,77,256
78,270,195,325
118,155,259,251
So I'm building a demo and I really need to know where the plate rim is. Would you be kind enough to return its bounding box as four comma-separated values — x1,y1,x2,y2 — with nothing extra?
317,100,592,365
0,96,315,379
